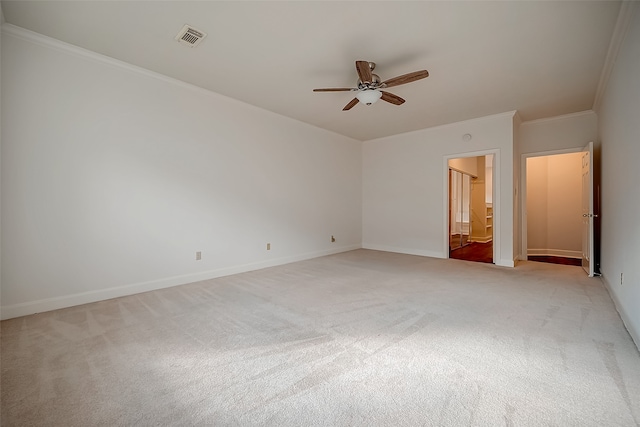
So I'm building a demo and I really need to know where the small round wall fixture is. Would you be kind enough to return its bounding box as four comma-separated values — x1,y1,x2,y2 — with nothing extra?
462,133,472,142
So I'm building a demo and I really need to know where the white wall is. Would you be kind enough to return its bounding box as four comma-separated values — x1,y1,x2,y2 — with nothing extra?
597,6,640,347
526,157,549,252
362,111,517,267
526,153,582,258
519,111,598,155
0,27,362,319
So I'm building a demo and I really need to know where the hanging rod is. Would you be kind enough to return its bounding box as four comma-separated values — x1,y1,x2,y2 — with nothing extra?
449,167,478,179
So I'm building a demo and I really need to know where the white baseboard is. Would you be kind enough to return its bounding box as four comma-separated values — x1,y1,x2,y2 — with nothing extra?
471,236,493,243
0,244,361,320
361,243,445,259
527,248,582,259
600,274,640,352
496,259,516,268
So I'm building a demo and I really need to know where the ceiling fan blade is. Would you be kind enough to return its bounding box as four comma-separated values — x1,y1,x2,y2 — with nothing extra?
382,70,429,88
313,88,356,92
343,98,359,111
380,91,405,105
355,60,373,84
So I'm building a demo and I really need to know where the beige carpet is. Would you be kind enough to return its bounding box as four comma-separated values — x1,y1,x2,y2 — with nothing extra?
2,249,639,426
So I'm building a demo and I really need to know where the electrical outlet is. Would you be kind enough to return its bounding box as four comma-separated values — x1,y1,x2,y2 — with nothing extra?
267,243,271,250
331,235,336,243
196,251,202,260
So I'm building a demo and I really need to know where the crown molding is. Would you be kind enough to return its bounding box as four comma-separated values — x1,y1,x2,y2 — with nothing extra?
520,110,596,127
1,23,361,143
593,1,637,112
364,110,518,143
0,23,227,98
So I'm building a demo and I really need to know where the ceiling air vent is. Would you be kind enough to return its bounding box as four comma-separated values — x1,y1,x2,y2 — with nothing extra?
175,25,207,48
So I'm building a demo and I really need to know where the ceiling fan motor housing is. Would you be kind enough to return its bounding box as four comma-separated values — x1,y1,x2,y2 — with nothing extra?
357,74,381,90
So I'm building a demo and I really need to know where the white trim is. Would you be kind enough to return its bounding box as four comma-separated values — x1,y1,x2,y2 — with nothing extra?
496,259,515,268
0,24,226,101
361,244,444,259
443,149,500,265
601,274,640,352
593,2,637,112
520,146,585,261
527,249,582,259
364,111,518,144
0,24,357,143
520,110,595,127
471,236,493,244
0,245,361,320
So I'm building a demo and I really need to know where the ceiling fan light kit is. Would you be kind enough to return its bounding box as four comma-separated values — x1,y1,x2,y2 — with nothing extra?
313,60,429,111
356,90,382,106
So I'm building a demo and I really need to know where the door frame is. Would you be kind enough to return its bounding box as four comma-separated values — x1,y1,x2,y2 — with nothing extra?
520,147,585,262
443,149,499,263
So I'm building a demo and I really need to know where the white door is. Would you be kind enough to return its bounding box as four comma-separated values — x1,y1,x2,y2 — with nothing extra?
581,142,595,277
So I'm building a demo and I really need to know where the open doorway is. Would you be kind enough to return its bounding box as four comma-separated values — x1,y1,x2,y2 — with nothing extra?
448,155,494,263
524,152,583,266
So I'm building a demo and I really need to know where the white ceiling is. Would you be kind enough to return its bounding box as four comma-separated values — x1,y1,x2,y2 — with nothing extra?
1,1,622,141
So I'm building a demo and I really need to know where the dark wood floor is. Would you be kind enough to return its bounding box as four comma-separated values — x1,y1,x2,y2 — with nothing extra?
450,240,583,267
528,256,582,266
450,241,493,264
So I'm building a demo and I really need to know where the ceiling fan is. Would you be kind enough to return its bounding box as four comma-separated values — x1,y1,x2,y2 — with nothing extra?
313,60,429,111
